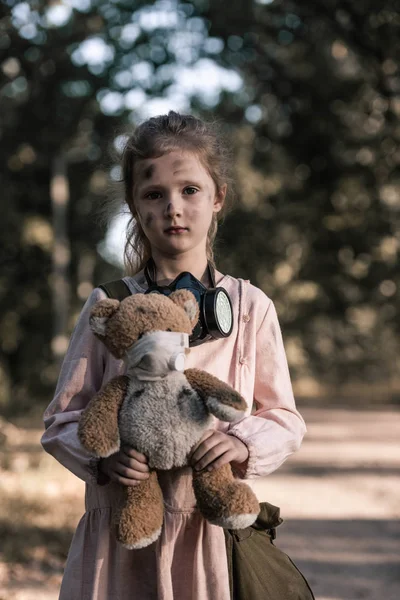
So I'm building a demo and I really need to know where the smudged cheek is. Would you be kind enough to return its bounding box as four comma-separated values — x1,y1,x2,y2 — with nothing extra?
186,204,205,221
144,212,155,228
136,207,156,230
188,204,213,227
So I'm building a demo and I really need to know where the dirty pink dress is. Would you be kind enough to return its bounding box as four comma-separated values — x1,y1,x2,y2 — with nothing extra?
41,274,306,600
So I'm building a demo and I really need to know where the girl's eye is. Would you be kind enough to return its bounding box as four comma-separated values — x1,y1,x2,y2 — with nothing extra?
145,191,161,200
184,187,198,195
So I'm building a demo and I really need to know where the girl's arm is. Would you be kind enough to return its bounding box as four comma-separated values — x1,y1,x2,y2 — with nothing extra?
41,287,117,484
227,299,306,479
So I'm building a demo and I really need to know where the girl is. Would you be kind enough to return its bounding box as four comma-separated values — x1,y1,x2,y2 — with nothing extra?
42,111,312,600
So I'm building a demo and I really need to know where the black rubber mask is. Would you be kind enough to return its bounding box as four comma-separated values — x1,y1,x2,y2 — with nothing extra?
144,259,233,347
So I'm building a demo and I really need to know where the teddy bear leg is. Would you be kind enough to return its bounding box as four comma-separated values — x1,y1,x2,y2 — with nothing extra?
193,464,260,529
116,471,164,550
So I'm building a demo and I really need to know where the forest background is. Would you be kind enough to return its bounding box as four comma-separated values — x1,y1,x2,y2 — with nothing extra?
1,0,400,414
2,0,400,417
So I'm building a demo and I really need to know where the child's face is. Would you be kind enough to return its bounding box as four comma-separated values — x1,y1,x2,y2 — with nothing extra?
133,150,225,260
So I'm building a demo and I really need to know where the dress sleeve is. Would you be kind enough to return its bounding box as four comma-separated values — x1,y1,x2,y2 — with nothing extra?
41,288,110,484
228,300,306,479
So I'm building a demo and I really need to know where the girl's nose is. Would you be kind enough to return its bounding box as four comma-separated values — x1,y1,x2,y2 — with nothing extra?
164,196,182,218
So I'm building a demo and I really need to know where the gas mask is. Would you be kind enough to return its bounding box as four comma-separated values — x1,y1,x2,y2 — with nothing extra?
124,331,189,381
144,259,233,347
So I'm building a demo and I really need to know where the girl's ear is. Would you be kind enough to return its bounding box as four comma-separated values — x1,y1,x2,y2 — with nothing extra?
213,183,227,213
89,299,120,337
169,290,199,327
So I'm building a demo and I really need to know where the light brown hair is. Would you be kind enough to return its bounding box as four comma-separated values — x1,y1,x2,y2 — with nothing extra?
121,111,235,274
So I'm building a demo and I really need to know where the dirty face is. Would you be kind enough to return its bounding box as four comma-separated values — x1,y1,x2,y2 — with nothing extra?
133,150,225,258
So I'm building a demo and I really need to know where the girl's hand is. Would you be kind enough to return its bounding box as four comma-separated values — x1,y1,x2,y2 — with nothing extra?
99,446,150,486
190,430,249,472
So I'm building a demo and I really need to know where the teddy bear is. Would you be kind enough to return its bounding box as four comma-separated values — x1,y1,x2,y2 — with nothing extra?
78,289,260,550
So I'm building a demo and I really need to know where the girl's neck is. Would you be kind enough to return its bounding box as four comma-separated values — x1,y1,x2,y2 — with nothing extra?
150,249,210,286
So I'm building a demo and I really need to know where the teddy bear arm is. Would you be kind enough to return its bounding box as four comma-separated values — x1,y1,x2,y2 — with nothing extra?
78,375,129,458
184,368,247,422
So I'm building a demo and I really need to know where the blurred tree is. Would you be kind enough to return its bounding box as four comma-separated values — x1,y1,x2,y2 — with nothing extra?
1,0,399,414
191,0,400,395
0,0,226,413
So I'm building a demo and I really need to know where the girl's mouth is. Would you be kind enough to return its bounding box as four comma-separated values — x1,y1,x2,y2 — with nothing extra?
165,227,188,234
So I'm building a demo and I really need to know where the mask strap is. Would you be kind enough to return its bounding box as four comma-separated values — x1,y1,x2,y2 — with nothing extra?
144,257,157,287
208,263,216,287
144,257,216,288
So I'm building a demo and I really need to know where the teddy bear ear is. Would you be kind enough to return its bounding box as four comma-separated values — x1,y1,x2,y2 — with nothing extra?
89,299,120,337
169,289,199,327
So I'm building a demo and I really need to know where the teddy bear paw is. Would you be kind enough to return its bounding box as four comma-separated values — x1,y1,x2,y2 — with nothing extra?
206,397,246,421
194,471,260,530
98,441,121,458
120,526,163,550
210,512,258,529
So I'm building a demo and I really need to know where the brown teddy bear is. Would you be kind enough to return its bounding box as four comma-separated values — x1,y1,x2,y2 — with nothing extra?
78,290,260,550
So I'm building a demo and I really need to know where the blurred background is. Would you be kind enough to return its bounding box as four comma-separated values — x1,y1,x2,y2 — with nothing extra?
0,1,399,599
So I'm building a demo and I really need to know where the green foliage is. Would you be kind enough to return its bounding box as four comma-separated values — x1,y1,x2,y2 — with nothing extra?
195,0,400,389
1,0,399,414
0,0,211,413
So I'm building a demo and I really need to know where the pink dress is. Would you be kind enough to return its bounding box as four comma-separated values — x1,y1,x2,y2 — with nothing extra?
41,274,306,600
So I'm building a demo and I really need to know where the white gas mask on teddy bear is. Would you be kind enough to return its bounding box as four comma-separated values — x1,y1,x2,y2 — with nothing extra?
124,331,189,381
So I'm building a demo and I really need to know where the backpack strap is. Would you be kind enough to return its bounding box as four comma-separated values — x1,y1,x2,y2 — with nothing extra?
98,279,132,302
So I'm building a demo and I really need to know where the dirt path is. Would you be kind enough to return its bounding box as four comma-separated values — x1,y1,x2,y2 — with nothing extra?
266,407,400,600
0,407,399,599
